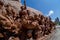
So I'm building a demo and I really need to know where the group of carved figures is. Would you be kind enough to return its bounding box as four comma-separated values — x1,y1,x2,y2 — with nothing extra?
0,1,55,40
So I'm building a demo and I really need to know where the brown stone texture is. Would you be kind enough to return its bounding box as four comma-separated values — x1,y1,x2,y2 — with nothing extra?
0,0,55,40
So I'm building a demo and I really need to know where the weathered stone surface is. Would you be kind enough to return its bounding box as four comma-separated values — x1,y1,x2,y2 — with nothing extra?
0,0,55,40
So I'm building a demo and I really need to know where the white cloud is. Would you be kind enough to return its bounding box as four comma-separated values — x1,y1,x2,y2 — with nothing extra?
52,20,55,22
47,10,54,16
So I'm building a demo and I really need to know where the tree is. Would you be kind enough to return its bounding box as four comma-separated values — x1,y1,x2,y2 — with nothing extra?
59,22,60,25
55,17,60,25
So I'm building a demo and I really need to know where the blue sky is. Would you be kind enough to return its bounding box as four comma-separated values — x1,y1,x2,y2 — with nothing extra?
21,0,60,21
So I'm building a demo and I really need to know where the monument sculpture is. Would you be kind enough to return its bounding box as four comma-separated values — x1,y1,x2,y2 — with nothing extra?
0,0,55,40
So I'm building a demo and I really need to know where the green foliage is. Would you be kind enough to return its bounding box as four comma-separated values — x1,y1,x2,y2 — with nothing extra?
55,17,60,25
58,22,60,25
